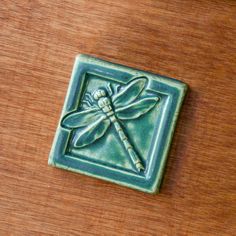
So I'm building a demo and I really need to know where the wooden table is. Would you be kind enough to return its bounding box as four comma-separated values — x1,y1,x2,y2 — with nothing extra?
1,1,236,235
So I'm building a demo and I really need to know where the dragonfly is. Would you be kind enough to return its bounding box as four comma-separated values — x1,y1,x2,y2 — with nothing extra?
61,76,160,172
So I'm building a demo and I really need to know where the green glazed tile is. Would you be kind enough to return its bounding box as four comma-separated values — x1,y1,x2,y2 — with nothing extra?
49,54,187,194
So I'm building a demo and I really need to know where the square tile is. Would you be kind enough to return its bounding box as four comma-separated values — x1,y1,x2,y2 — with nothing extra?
49,54,187,193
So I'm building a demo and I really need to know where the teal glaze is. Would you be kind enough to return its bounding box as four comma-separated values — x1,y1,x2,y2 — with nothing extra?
48,54,187,193
61,76,159,172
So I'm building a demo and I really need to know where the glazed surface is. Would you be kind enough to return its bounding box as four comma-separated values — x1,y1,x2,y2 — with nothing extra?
1,0,235,235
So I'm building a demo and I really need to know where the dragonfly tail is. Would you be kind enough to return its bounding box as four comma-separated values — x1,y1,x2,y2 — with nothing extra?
128,149,144,172
112,119,144,172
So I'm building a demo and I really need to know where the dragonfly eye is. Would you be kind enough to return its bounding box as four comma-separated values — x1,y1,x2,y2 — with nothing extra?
93,89,106,100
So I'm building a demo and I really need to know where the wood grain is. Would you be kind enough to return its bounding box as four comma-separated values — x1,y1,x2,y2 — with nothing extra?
1,0,236,235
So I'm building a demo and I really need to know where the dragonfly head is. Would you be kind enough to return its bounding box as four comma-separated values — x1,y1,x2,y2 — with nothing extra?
93,89,111,109
93,89,106,100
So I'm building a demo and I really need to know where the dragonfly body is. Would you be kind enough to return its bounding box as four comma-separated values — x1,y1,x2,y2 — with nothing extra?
94,90,144,171
61,77,159,173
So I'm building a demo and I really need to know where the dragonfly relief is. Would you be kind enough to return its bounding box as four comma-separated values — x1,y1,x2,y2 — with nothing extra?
61,76,160,172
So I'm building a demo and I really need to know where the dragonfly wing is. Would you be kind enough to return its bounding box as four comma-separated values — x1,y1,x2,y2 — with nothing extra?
74,115,111,148
61,107,102,129
115,96,159,120
112,77,147,108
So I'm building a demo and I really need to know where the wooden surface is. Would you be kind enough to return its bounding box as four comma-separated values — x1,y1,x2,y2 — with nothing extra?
1,1,236,235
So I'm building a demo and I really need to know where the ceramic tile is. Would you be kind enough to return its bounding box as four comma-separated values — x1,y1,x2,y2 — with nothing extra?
49,54,187,193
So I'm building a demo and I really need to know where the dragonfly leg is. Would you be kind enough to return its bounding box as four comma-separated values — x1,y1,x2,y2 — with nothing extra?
82,100,92,108
85,93,94,104
114,84,121,94
106,83,113,96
